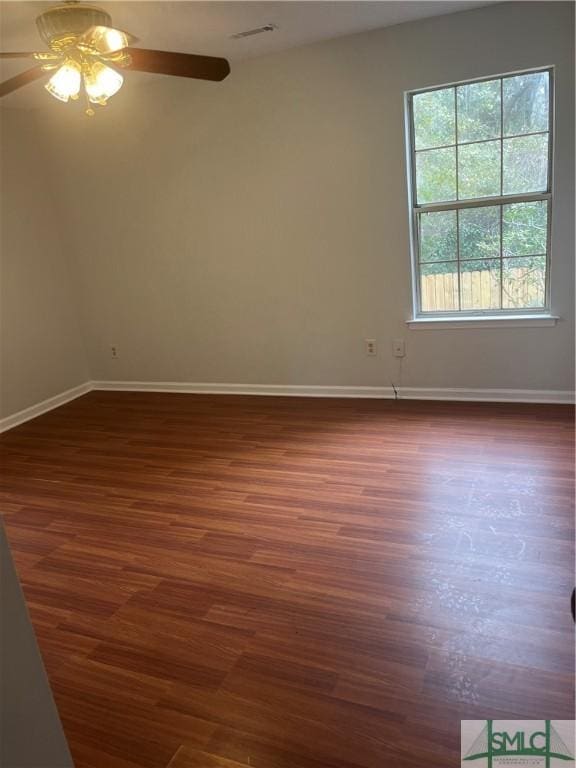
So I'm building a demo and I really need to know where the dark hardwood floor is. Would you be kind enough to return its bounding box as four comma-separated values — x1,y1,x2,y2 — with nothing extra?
1,392,574,768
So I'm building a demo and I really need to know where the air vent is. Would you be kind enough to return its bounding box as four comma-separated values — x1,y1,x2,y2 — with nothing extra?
230,23,277,40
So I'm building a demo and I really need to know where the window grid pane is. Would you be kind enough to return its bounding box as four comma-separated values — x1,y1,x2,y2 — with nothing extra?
503,71,550,137
503,255,547,308
460,258,502,311
458,140,501,199
420,261,459,312
456,209,461,310
457,79,501,143
418,210,458,262
410,68,551,315
454,88,459,203
503,134,549,194
499,204,503,309
500,78,504,211
415,147,457,204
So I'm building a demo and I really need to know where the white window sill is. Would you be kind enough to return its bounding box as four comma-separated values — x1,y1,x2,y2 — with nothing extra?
407,314,559,329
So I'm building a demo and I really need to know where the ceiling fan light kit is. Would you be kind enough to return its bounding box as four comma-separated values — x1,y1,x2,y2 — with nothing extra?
0,1,231,114
34,2,133,112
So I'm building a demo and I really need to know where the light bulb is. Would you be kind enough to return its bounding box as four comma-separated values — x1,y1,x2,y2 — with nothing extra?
45,60,81,102
104,28,126,52
84,61,123,105
81,25,133,55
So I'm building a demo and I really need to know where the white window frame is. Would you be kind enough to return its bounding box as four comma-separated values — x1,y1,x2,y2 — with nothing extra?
405,66,555,322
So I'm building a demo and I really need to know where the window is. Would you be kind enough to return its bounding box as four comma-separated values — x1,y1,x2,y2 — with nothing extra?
406,68,553,317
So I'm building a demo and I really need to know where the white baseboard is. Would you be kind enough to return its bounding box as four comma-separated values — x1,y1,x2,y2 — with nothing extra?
399,387,574,403
91,381,394,398
0,382,92,434
0,381,571,435
91,381,575,404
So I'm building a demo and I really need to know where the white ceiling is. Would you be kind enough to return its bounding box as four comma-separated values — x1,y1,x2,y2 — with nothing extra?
0,1,495,107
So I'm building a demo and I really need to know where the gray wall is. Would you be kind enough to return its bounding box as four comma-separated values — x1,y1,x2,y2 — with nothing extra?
39,1,574,393
0,111,89,418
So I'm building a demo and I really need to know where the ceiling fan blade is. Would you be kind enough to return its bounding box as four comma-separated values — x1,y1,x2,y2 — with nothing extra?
0,65,47,97
1,51,61,66
124,48,230,82
0,52,37,58
77,25,138,55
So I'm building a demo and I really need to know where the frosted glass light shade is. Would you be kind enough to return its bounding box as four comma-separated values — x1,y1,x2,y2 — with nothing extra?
83,25,133,54
84,61,123,104
45,60,82,102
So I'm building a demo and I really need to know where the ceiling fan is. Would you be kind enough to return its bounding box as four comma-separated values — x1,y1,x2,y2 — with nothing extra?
0,1,231,115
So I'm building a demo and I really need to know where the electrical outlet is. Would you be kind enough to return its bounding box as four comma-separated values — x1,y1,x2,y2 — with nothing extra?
365,339,377,356
392,339,406,358
111,345,119,359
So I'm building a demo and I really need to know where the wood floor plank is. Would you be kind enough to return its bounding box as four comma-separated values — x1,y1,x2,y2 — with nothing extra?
0,392,574,768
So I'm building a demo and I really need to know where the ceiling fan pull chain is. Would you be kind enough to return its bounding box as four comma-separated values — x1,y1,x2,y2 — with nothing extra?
84,90,95,117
